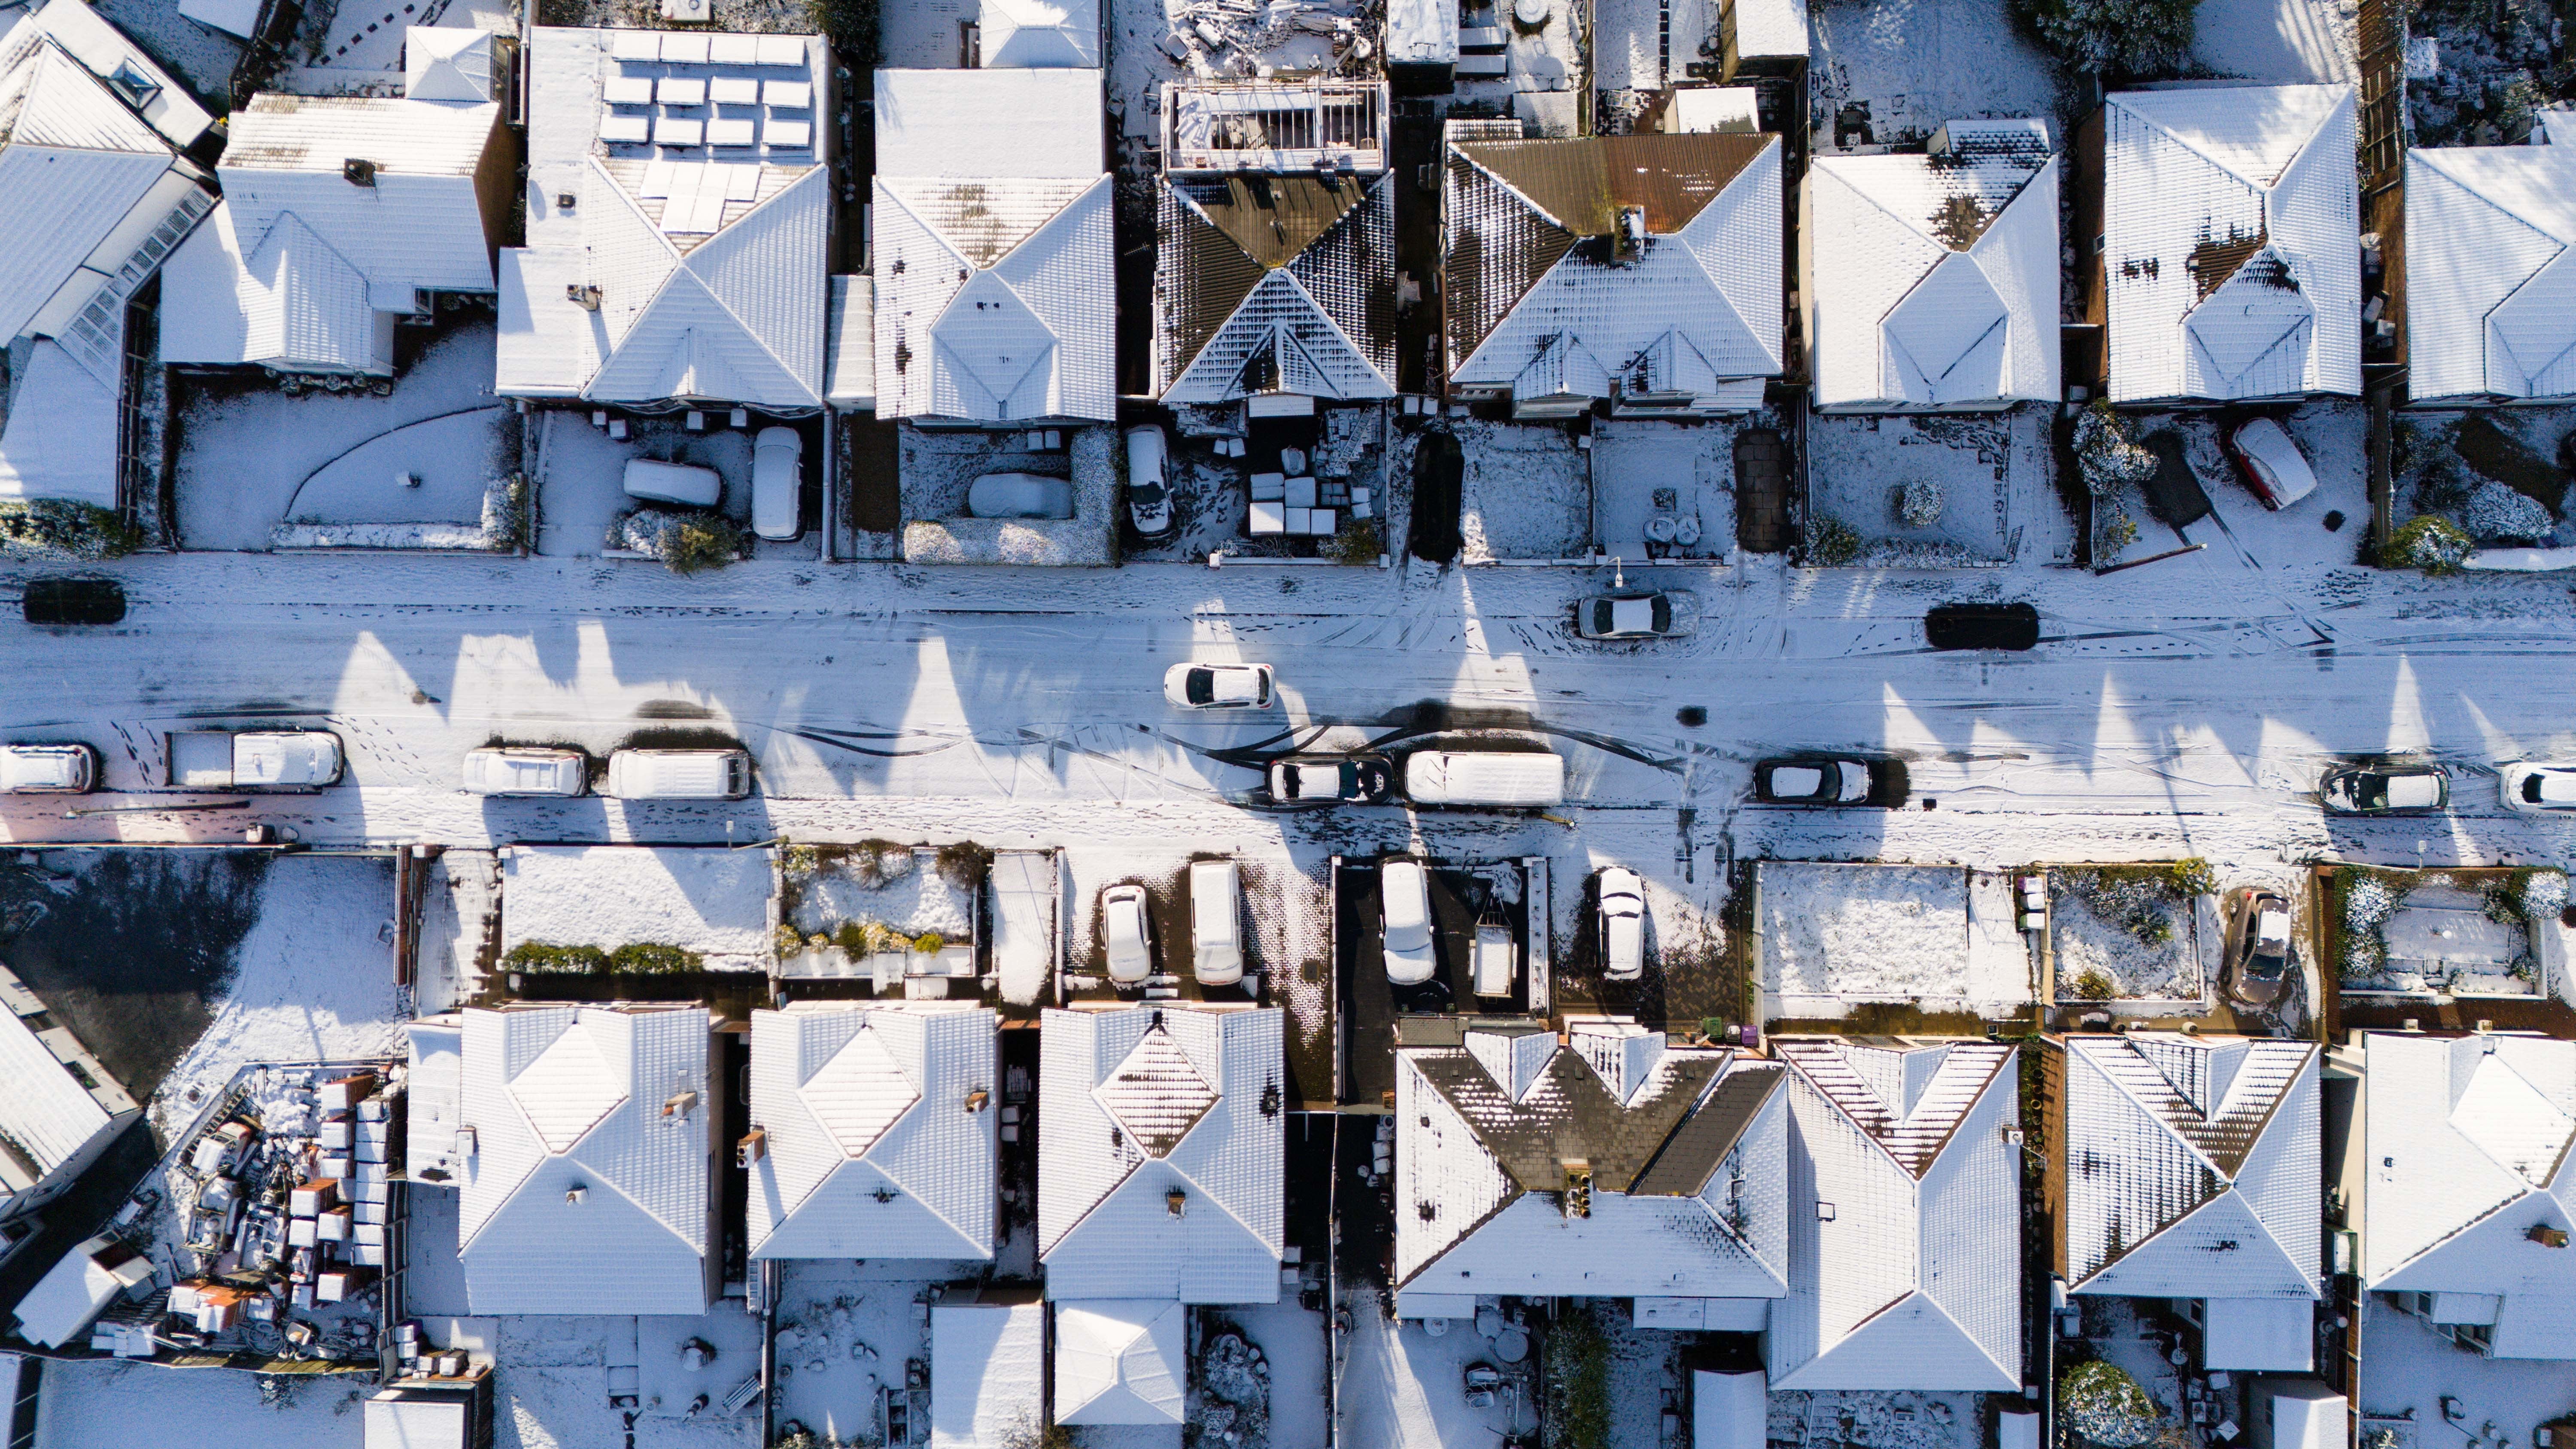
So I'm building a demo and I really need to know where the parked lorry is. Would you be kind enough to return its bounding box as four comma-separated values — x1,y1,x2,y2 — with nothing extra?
167,730,343,790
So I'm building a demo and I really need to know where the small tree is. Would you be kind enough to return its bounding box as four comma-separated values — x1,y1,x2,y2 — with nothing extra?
2072,401,2157,497
1897,480,1944,529
2378,515,2473,575
2463,480,2552,543
2017,0,2196,78
662,514,747,575
2059,1360,2161,1447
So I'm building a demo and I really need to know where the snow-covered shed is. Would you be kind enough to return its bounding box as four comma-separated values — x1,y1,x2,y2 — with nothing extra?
930,1289,1044,1448
1392,1020,1789,1324
453,1004,719,1315
0,0,213,508
745,1002,996,1261
1038,1005,1283,1303
1767,1037,2020,1390
1804,119,2060,411
2362,1031,2576,1359
499,26,832,410
1052,1299,1185,1425
978,0,1099,66
500,845,776,972
160,47,513,377
2097,84,2360,404
2400,146,2576,402
2052,1034,2321,1370
7,1232,152,1348
871,68,1113,426
1442,128,1782,418
0,957,138,1224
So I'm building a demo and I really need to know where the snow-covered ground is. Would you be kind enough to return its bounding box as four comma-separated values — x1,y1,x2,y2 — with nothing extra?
502,844,776,971
1807,408,2068,567
2354,1298,2573,1430
1336,1300,1536,1449
769,1261,964,1446
33,1356,373,1449
1454,419,1592,562
2191,0,2358,83
1807,0,2067,155
1757,863,2032,1018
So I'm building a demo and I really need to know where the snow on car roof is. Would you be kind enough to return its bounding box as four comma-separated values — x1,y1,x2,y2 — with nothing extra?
2385,775,2443,808
2538,771,2576,804
1610,597,1655,634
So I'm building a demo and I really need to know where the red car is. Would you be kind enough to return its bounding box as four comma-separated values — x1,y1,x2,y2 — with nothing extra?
2221,417,2319,510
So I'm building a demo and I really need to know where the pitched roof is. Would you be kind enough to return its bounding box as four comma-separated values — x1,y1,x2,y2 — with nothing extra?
2364,1032,2576,1299
0,35,184,342
979,0,1100,67
0,965,124,1193
874,68,1103,179
2102,84,2360,402
930,1297,1044,1448
456,1005,713,1315
747,1004,997,1261
1767,1038,2020,1391
404,26,498,103
1444,131,1782,399
872,173,1115,422
1154,173,1397,403
1053,1300,1185,1425
1038,1007,1284,1303
2403,146,2576,401
2059,1034,2319,1299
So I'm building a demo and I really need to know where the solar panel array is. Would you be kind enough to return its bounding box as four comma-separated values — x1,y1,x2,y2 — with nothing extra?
596,31,815,160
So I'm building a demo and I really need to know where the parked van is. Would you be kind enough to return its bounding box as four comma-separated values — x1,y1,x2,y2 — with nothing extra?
605,747,753,799
1189,859,1243,987
1403,750,1564,807
623,458,723,508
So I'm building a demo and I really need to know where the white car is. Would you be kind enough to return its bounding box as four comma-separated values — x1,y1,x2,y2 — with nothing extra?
967,472,1074,519
0,743,94,794
461,747,589,797
1190,860,1243,987
604,748,752,800
751,427,803,541
2502,762,2576,814
1381,859,1436,986
1164,662,1274,710
2224,417,2319,510
1102,884,1154,985
230,732,344,788
622,458,723,507
1598,868,1645,981
1574,590,1699,640
1125,425,1173,537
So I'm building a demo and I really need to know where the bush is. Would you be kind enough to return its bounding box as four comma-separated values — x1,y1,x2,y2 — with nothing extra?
935,841,993,890
482,475,531,553
2463,480,2552,543
2059,1360,2161,1447
616,508,747,574
2071,968,2117,1000
606,942,702,973
836,918,906,957
1897,480,1944,529
913,932,947,955
1328,517,1382,565
1807,513,1861,566
1544,1306,1612,1449
2167,858,2215,898
2017,0,2195,76
0,500,143,560
2072,402,2157,498
504,942,610,973
2379,515,2473,575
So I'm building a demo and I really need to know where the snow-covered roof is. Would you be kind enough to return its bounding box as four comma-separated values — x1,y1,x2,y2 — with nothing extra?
931,1294,1045,1449
158,200,396,374
2363,1032,2576,1308
502,26,830,408
2402,146,2576,401
1053,1300,1185,1425
826,273,875,408
0,961,130,1203
1394,1024,1790,1302
873,68,1103,179
1806,126,2060,409
500,845,775,972
406,26,500,103
1038,1006,1284,1303
746,1003,996,1261
980,0,1099,67
1767,1038,2020,1391
2102,84,2360,403
456,1004,715,1315
0,337,124,506
1153,174,1398,404
1443,131,1783,407
1731,0,1808,62
2057,1034,2320,1299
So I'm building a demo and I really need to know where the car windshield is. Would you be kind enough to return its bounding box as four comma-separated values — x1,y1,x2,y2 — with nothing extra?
1132,481,1167,506
1591,600,1618,635
1185,670,1215,705
1650,595,1673,632
1334,762,1358,795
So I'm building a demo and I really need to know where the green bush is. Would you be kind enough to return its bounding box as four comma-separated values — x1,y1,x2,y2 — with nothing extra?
2017,0,2196,77
1807,513,1861,566
0,500,142,560
913,932,948,956
1544,1307,1612,1449
504,942,610,973
662,514,747,575
1328,517,1381,565
2059,1359,2160,1446
2379,515,2473,576
606,942,702,974
2071,967,2117,1000
2167,857,2216,898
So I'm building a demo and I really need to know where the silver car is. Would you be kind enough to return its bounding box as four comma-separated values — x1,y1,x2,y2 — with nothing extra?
1598,868,1645,980
461,747,589,797
1380,860,1436,986
1102,884,1154,985
0,743,94,794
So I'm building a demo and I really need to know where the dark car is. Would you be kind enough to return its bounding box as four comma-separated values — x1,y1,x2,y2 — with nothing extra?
1266,753,1393,807
2321,761,2448,815
1753,756,1909,808
2226,888,2295,1009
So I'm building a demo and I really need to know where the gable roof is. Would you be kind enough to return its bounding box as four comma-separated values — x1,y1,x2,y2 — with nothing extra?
2364,1032,2576,1299
1038,1007,1283,1303
1155,173,1397,403
747,1004,997,1261
2059,1034,2319,1299
0,962,127,1197
2102,84,2360,403
1768,1038,2020,1391
456,1005,713,1315
405,25,498,103
0,33,185,343
2403,146,2576,401
872,172,1114,422
1444,131,1782,399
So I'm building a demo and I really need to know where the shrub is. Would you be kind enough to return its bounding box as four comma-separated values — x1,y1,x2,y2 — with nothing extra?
0,500,142,560
2072,402,2157,497
504,942,610,973
2463,480,2552,543
1807,513,1861,566
913,932,948,956
2071,968,2117,1000
935,841,993,890
482,475,531,553
606,942,702,973
774,922,808,959
662,514,747,575
1897,480,1944,529
1544,1306,1612,1449
2017,0,2196,76
2059,1359,2161,1447
836,918,904,957
1328,517,1382,565
2379,515,2473,575
2167,858,2215,898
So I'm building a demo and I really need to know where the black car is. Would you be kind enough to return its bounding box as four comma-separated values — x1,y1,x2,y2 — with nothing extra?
2321,761,2448,815
1267,753,1394,807
1753,756,1909,808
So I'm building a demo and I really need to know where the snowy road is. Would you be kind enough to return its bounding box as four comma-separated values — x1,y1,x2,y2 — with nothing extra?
6,550,2576,874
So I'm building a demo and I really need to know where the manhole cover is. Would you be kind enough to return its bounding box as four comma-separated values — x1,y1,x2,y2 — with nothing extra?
23,577,125,626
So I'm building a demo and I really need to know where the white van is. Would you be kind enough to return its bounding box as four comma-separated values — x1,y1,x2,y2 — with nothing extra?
623,458,723,508
1189,859,1243,987
605,747,753,799
1403,750,1564,807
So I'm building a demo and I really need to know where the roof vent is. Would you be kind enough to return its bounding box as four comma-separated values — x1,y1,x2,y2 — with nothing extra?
565,1185,587,1205
106,61,160,109
556,192,578,211
663,1088,699,1120
964,1087,990,1113
567,284,603,312
343,158,377,187
1167,1188,1188,1218
1612,205,1647,263
2530,1224,2569,1249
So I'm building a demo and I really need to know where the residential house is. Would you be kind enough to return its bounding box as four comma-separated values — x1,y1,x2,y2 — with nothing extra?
2400,145,2576,403
879,0,1099,69
2051,1034,2321,1372
161,30,514,377
872,68,1112,428
2093,84,2360,404
2360,1031,2576,1359
1804,119,2060,411
1392,1020,1789,1328
1441,127,1782,418
498,26,832,413
453,1004,719,1315
1768,1037,2021,1390
0,0,213,510
744,1002,997,1261
1152,80,1397,408
0,957,140,1224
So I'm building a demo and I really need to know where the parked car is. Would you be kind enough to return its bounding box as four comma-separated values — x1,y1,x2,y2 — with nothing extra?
1380,859,1436,986
967,472,1074,519
1597,868,1645,981
1753,756,1908,808
1403,750,1563,808
604,747,752,800
460,747,589,797
1125,425,1173,537
1574,590,1699,640
2321,760,2448,815
2500,762,2576,814
2225,889,2295,1009
20,577,123,626
1266,753,1393,807
751,427,803,541
0,743,94,794
1101,884,1154,985
2221,417,2319,510
1165,662,1273,709
167,730,342,789
1190,860,1243,987
623,458,723,507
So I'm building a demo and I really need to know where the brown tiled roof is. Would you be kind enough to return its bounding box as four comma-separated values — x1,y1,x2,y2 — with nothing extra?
1452,132,1771,235
1409,1045,1726,1194
1630,1064,1784,1197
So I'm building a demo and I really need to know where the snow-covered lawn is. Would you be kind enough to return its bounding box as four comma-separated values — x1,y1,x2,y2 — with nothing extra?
502,845,776,972
1231,1302,1327,1449
1455,419,1590,562
33,1357,371,1449
1591,419,1739,562
770,1262,964,1446
1807,412,2038,566
1757,863,2032,1017
2191,0,2357,83
1807,0,2066,155
2337,869,2561,997
778,842,978,978
2048,867,2205,1002
2357,1299,2575,1434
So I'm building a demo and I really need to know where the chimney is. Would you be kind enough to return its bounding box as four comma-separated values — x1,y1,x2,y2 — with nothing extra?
566,284,602,312
736,1128,766,1167
1612,205,1646,264
1561,1160,1592,1219
343,158,377,187
1166,1188,1188,1218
